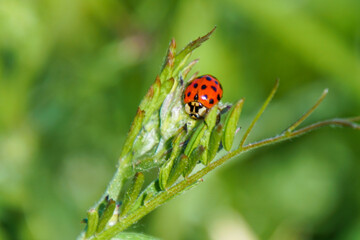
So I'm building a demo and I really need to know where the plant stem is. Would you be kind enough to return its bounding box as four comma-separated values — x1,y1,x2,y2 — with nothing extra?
93,116,359,239
240,118,360,152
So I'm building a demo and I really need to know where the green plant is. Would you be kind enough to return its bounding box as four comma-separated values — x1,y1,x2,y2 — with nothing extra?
78,28,360,240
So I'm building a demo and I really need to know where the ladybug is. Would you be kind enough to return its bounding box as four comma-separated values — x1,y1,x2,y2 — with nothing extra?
183,74,223,119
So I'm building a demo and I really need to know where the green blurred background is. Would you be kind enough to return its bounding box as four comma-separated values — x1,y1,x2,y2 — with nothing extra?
1,0,359,239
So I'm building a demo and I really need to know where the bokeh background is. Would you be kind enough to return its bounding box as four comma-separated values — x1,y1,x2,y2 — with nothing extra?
1,0,360,239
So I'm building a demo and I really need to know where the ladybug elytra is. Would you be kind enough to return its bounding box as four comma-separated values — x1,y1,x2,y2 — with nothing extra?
183,74,223,119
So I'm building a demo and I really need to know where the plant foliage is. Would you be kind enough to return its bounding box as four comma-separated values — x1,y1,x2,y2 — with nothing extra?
78,28,360,240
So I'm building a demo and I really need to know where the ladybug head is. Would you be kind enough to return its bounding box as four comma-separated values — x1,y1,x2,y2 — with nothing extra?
184,101,208,119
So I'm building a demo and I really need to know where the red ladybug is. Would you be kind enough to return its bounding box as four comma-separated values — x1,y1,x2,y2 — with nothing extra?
183,74,223,119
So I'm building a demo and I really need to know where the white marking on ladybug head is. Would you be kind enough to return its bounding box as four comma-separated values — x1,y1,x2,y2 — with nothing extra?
185,103,191,115
185,102,208,120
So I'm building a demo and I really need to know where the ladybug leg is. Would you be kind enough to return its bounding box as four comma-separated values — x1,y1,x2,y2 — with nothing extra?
183,123,188,132
216,113,221,125
219,103,232,115
218,140,224,151
180,76,184,86
215,103,233,125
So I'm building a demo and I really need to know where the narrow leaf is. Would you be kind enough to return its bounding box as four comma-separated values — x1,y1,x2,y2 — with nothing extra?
183,146,205,177
207,124,223,163
174,27,216,73
120,172,145,218
160,38,176,82
143,180,162,204
223,99,244,151
107,203,121,227
166,155,188,188
97,199,116,233
140,76,161,122
130,180,162,212
154,77,175,110
159,127,186,190
285,88,328,134
204,106,218,128
85,209,99,238
200,107,219,165
159,157,176,191
180,59,199,81
133,146,168,171
239,79,279,148
184,122,206,156
120,108,145,158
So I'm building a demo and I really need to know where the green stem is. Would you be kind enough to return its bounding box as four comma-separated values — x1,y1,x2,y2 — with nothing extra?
240,118,360,152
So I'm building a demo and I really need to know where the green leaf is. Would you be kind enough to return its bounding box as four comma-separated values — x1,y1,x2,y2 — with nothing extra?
204,106,218,128
97,199,116,233
180,59,199,81
184,122,206,157
120,172,145,218
174,27,216,73
182,145,205,178
159,127,186,190
120,108,145,158
200,107,219,165
239,80,279,148
112,232,160,240
133,147,168,171
223,99,244,151
85,209,99,238
160,38,176,83
142,180,162,204
128,180,162,212
140,76,162,122
153,77,175,111
158,157,176,191
207,124,223,163
166,154,188,188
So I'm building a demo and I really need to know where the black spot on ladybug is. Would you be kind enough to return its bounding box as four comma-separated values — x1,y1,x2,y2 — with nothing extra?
211,86,217,92
201,85,207,89
209,99,214,104
206,76,212,81
187,92,191,97
203,94,208,100
214,81,218,85
219,84,223,90
217,94,220,101
194,83,198,88
194,94,198,101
